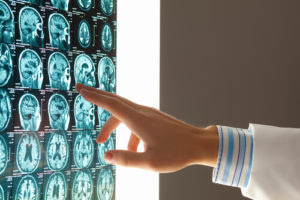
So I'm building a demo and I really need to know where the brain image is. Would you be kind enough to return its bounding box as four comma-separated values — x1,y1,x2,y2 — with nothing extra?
98,107,110,128
19,93,41,131
49,13,70,51
45,172,68,200
77,0,92,11
101,0,114,16
97,136,114,165
0,0,14,43
0,43,13,87
97,167,114,200
74,54,96,87
73,131,94,168
101,24,113,52
48,52,70,90
46,132,69,171
74,95,95,130
0,89,11,132
48,94,70,130
72,169,93,200
78,20,91,48
98,57,115,93
15,175,39,200
19,7,44,47
51,0,69,11
0,135,8,175
19,49,43,89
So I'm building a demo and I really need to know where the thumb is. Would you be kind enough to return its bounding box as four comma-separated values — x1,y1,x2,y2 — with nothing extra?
104,150,149,168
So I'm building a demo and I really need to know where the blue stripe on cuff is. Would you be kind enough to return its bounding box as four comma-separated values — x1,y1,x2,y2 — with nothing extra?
221,127,234,183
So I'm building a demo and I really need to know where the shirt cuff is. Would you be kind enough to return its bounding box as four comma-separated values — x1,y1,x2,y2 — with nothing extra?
212,125,253,188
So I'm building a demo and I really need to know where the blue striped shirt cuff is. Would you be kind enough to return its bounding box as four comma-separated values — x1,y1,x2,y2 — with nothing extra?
212,125,253,188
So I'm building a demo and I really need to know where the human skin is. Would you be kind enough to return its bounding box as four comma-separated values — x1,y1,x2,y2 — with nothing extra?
76,83,219,173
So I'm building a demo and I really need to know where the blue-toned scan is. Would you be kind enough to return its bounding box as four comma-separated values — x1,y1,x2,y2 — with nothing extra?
0,135,8,175
48,94,70,130
98,57,115,93
19,7,44,47
97,167,114,200
48,52,71,90
72,169,93,200
46,132,69,171
73,131,94,168
0,185,3,200
78,20,91,48
19,49,43,89
16,132,41,173
23,0,41,6
77,0,92,11
101,24,113,52
15,175,39,200
74,54,96,87
19,93,41,131
101,0,114,16
0,43,13,87
49,13,70,51
0,89,11,132
98,107,110,128
0,0,14,44
45,172,68,200
97,136,114,165
74,95,95,130
51,0,69,11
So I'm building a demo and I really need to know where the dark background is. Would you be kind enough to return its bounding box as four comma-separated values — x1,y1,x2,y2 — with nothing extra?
160,0,300,199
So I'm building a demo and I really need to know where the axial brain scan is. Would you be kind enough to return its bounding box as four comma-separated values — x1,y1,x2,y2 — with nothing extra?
72,169,93,200
51,0,69,11
48,94,70,130
101,24,113,52
15,175,39,200
98,57,115,93
46,132,69,171
101,0,114,16
16,132,41,173
0,135,8,175
78,20,91,48
19,49,43,89
45,172,68,200
97,136,114,165
0,43,13,87
0,0,14,44
19,93,41,131
49,13,70,51
0,89,11,132
74,95,95,130
19,7,44,47
77,0,92,11
97,167,114,200
73,131,94,169
74,54,96,87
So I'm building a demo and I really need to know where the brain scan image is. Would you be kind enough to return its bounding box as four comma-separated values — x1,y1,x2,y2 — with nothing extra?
48,52,71,90
74,95,95,130
98,57,115,93
74,54,96,87
101,0,114,16
19,49,43,89
101,24,113,52
19,7,44,47
78,20,91,48
72,169,93,200
46,132,69,171
73,131,94,168
19,93,41,131
98,107,110,128
77,0,92,11
51,0,69,11
97,136,114,165
49,13,70,51
48,94,70,130
45,172,68,200
15,175,39,200
0,0,14,44
0,43,13,87
97,167,114,200
0,135,8,175
16,132,41,173
0,89,11,132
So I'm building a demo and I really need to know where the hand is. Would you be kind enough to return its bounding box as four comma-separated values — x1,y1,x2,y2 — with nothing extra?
76,83,219,173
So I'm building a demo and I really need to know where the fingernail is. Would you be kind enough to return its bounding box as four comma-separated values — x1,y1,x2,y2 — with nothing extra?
104,152,114,164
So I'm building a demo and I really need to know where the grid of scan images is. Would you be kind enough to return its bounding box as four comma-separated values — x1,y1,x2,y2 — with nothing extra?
0,0,116,199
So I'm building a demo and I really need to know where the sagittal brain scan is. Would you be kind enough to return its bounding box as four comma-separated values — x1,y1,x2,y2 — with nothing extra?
46,132,69,171
19,49,43,89
78,20,91,48
74,95,95,130
15,175,39,200
0,89,11,132
49,13,70,51
101,24,113,52
19,7,44,47
0,135,8,175
97,136,114,165
77,0,92,11
0,43,13,87
51,0,69,11
98,57,115,93
74,54,96,87
0,0,14,44
45,172,68,200
19,93,41,131
73,131,94,168
97,167,114,200
48,52,71,90
72,170,93,200
48,94,70,130
16,132,41,173
101,0,114,16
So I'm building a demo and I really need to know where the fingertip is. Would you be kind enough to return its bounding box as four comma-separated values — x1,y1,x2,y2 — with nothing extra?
104,151,114,164
75,83,84,92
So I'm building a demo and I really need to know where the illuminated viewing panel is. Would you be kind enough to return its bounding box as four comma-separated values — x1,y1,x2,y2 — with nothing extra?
0,0,117,199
